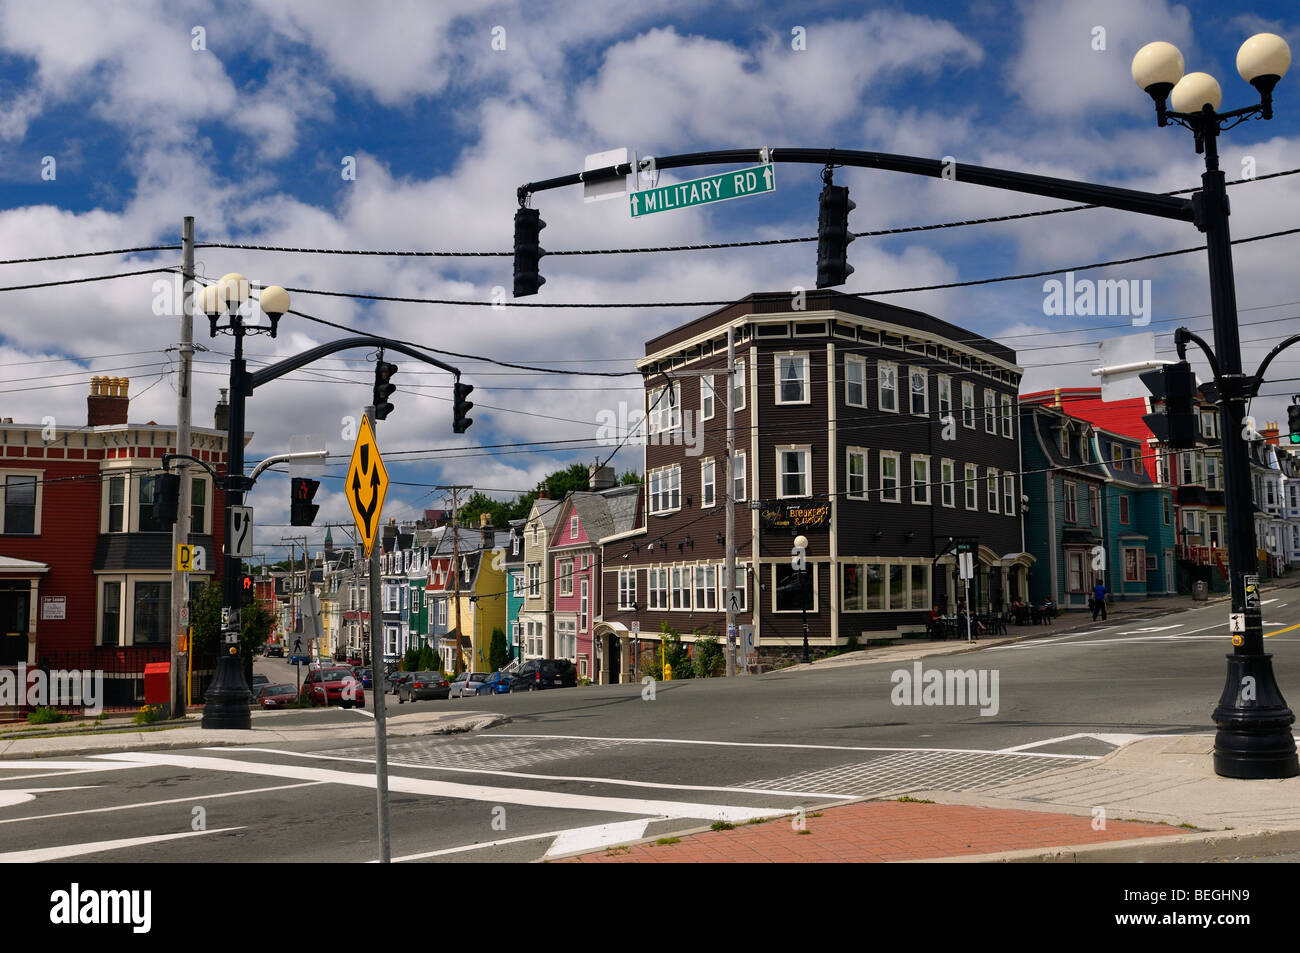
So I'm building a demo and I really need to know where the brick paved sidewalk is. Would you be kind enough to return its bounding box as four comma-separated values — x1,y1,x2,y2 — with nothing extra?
560,800,1188,863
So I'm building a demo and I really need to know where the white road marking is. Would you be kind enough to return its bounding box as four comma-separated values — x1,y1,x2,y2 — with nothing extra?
998,732,1157,753
0,760,155,772
544,819,656,857
0,780,327,826
482,734,1099,760
1116,625,1182,635
0,826,243,863
218,746,859,800
91,752,783,822
0,786,98,809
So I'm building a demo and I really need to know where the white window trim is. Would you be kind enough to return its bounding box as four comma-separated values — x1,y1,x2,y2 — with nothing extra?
964,464,979,511
670,565,692,611
986,467,1000,514
878,361,899,414
940,458,956,508
937,374,952,415
844,355,867,408
557,557,574,597
774,352,811,406
732,359,746,411
912,454,931,505
700,457,716,508
908,367,928,416
648,382,681,435
961,381,976,429
846,447,868,500
618,568,637,610
1001,394,1014,438
1003,472,1015,516
701,375,716,421
648,465,682,515
880,451,901,503
732,451,747,502
983,388,997,434
1,468,43,536
776,445,812,500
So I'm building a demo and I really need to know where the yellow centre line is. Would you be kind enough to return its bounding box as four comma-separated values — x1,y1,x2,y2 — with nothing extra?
1265,622,1300,638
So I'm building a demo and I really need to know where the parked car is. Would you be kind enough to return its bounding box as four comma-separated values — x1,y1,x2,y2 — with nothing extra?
448,672,490,699
289,652,312,666
255,683,298,709
475,671,512,696
509,659,577,692
251,673,271,694
351,667,374,690
263,644,285,658
300,666,366,709
398,672,450,703
386,671,415,695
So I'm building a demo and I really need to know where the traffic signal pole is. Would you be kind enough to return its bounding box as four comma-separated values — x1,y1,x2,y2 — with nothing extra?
169,216,195,719
363,406,392,864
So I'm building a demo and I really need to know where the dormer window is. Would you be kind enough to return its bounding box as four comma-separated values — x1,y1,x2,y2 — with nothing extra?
1058,423,1071,459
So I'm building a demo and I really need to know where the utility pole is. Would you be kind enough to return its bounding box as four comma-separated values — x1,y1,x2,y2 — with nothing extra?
437,485,472,673
725,324,737,677
169,216,194,718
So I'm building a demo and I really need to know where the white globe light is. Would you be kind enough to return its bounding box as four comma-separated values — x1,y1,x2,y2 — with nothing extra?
199,283,223,315
794,535,808,549
1132,40,1185,91
1238,32,1290,82
218,272,250,307
259,285,290,317
1170,71,1222,113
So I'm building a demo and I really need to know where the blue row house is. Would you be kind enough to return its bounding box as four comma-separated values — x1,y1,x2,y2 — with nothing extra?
1092,427,1177,599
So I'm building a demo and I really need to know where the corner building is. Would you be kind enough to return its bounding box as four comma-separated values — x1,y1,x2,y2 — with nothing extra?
599,291,1029,668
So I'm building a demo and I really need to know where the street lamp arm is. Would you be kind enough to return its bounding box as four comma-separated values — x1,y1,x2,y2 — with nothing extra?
247,335,461,392
518,147,1196,223
161,452,219,481
1251,333,1300,392
1174,326,1222,379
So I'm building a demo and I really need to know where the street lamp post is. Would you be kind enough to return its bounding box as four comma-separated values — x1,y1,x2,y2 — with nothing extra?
1133,33,1299,779
794,534,810,664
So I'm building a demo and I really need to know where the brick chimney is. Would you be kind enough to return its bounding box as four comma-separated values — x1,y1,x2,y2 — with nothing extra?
589,461,616,490
537,486,549,500
87,376,129,427
479,511,494,549
1261,420,1280,446
214,388,229,432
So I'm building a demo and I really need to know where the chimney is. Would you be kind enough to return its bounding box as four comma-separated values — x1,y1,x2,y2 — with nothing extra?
214,388,229,432
479,511,494,548
589,461,616,491
87,376,130,427
538,486,549,500
1261,420,1280,446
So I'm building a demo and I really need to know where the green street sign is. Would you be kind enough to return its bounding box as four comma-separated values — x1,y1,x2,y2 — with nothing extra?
630,164,775,218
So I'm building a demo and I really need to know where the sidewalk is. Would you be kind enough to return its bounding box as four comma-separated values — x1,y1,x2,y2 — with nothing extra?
559,734,1300,863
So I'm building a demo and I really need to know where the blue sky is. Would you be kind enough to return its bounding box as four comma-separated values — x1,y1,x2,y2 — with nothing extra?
0,0,1297,558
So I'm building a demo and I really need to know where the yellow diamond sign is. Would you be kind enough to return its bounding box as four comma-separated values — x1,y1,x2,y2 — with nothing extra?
346,414,389,557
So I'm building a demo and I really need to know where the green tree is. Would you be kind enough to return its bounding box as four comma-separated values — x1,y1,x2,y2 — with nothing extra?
417,643,438,672
489,628,508,671
692,633,724,678
190,581,276,689
619,469,641,486
402,644,421,672
659,623,693,679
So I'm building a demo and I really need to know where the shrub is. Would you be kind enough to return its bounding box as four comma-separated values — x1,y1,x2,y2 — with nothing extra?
489,629,508,671
692,635,725,678
402,645,421,672
27,706,67,725
133,704,167,726
417,644,438,672
660,624,693,679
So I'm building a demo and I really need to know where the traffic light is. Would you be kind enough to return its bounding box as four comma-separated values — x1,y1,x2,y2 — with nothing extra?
816,183,855,289
1140,360,1198,449
291,477,320,526
453,380,474,434
512,206,546,297
1288,401,1300,445
152,473,181,525
241,574,255,606
373,359,398,420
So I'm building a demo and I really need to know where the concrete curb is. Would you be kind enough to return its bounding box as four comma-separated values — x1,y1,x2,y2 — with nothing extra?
0,712,510,760
922,826,1300,863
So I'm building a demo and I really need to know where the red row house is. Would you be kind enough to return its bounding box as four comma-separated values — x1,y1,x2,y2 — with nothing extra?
0,377,231,701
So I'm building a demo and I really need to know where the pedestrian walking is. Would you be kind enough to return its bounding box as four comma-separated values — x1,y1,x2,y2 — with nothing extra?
1091,579,1108,621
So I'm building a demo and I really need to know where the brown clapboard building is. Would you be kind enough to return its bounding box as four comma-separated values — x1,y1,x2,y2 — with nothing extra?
596,290,1030,670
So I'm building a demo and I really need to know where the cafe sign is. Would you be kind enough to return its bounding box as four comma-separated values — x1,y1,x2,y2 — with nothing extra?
760,501,831,531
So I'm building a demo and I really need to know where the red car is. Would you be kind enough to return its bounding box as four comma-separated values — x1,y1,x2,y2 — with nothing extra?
300,666,366,709
256,683,298,709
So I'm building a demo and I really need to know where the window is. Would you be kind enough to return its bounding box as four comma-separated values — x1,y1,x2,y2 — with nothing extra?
889,565,906,610
1003,473,1015,515
648,567,669,609
778,447,810,498
649,382,681,434
880,452,900,503
1081,432,1092,464
879,362,898,412
1201,411,1218,439
100,581,121,646
570,515,579,539
1119,495,1130,524
580,579,589,632
1001,394,1014,438
1088,486,1100,526
190,477,206,532
725,566,747,611
437,601,448,627
1067,551,1085,592
527,563,540,598
842,563,864,611
671,567,691,610
774,564,815,613
909,368,928,415
732,359,745,410
701,375,716,420
1134,451,1143,474
912,456,930,504
1112,444,1124,468
701,459,716,507
984,389,997,433
961,382,976,428
1162,494,1172,525
107,475,125,533
776,353,810,404
941,459,955,507
694,565,717,610
1064,482,1078,523
733,451,746,502
618,569,636,609
132,581,169,644
847,449,867,500
1059,424,1071,459
1206,456,1220,490
845,356,866,407
558,558,573,597
649,466,681,514
137,475,166,533
986,468,999,513
937,375,952,415
1124,547,1145,582
910,565,930,610
964,464,978,510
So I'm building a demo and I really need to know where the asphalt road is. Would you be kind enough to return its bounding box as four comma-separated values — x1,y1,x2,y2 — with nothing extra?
3,593,1297,863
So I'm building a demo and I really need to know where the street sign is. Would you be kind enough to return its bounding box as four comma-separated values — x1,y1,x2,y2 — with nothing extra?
288,434,326,476
584,147,630,203
727,589,744,614
1230,613,1246,633
630,164,775,218
1244,574,1261,609
958,552,974,580
346,414,389,557
630,621,640,636
220,607,231,627
176,544,206,572
228,506,253,558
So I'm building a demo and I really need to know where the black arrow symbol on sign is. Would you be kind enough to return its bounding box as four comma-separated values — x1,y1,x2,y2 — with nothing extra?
352,444,381,536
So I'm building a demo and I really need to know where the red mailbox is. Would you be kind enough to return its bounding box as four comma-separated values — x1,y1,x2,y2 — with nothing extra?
144,662,171,706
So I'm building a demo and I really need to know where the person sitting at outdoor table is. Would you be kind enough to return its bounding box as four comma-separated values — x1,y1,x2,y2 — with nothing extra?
954,602,985,639
926,605,944,639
